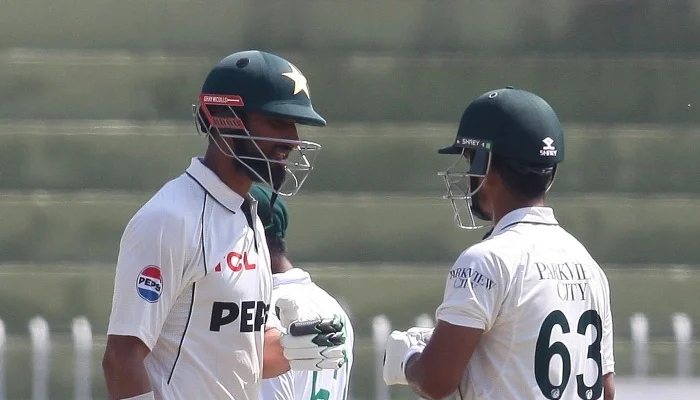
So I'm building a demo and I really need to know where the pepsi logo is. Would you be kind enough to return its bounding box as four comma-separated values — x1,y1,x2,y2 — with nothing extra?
137,265,163,303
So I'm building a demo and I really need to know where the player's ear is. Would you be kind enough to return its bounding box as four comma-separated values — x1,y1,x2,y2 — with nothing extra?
209,130,235,149
483,163,503,190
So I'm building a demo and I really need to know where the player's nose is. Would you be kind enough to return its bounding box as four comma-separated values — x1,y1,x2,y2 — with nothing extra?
284,124,299,142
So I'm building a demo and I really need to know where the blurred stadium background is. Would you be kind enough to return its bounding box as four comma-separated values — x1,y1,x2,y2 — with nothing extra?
1,0,699,399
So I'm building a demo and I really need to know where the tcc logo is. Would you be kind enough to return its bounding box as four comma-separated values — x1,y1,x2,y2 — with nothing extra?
214,251,256,273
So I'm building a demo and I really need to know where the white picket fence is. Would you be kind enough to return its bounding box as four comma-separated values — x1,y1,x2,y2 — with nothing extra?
0,317,93,400
0,313,694,400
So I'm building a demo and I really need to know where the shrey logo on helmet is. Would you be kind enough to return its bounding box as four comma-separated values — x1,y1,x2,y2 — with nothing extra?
540,137,558,156
455,138,492,149
437,87,564,230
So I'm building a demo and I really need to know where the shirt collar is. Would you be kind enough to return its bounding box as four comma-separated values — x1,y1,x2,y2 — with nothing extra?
273,268,312,289
185,157,245,214
490,206,559,236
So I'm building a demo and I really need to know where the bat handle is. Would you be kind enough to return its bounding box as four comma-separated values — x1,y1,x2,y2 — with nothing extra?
288,319,321,336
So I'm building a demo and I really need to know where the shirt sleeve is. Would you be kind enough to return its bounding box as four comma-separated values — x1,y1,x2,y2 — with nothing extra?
260,371,295,400
106,208,191,350
435,247,509,331
601,272,615,375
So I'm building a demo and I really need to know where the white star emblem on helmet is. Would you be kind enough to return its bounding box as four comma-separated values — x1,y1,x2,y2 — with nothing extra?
281,62,310,98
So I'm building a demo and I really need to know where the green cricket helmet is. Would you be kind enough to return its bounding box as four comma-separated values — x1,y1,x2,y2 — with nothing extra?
438,87,564,229
193,50,326,196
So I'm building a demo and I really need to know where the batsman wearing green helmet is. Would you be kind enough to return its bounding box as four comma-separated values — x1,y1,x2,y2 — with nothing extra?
383,87,616,400
103,51,345,400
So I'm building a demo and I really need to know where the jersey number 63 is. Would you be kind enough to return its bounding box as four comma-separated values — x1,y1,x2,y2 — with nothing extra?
534,310,603,400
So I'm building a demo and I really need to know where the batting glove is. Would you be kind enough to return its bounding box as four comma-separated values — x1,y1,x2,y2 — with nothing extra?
383,327,434,385
276,296,347,371
280,316,347,370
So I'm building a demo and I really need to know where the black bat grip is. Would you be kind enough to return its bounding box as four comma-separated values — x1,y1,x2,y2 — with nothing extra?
288,317,344,336
288,319,322,336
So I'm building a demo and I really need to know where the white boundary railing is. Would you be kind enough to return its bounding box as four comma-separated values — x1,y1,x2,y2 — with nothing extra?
0,313,694,399
72,317,93,400
29,317,50,400
0,319,5,400
24,317,92,400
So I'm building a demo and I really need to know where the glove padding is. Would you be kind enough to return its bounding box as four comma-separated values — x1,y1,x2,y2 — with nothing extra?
383,327,434,385
275,296,320,328
280,316,347,371
406,326,434,343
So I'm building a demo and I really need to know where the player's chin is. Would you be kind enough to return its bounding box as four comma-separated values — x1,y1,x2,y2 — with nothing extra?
241,162,270,184
259,164,286,189
270,167,287,188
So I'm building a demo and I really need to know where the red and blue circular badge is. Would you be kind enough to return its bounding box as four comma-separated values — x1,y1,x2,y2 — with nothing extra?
137,265,163,303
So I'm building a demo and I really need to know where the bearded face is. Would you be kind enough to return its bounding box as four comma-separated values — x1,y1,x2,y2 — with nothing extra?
232,136,288,189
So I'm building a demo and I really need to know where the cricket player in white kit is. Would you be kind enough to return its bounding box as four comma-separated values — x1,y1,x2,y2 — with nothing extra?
103,50,347,400
383,87,615,400
249,185,354,400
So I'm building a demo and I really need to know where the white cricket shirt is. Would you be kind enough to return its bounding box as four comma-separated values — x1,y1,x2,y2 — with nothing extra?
107,157,274,400
259,269,354,400
436,207,614,400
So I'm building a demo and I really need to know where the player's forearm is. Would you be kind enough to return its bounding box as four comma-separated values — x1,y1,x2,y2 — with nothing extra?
603,373,615,400
405,353,456,400
263,328,291,378
102,351,153,399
